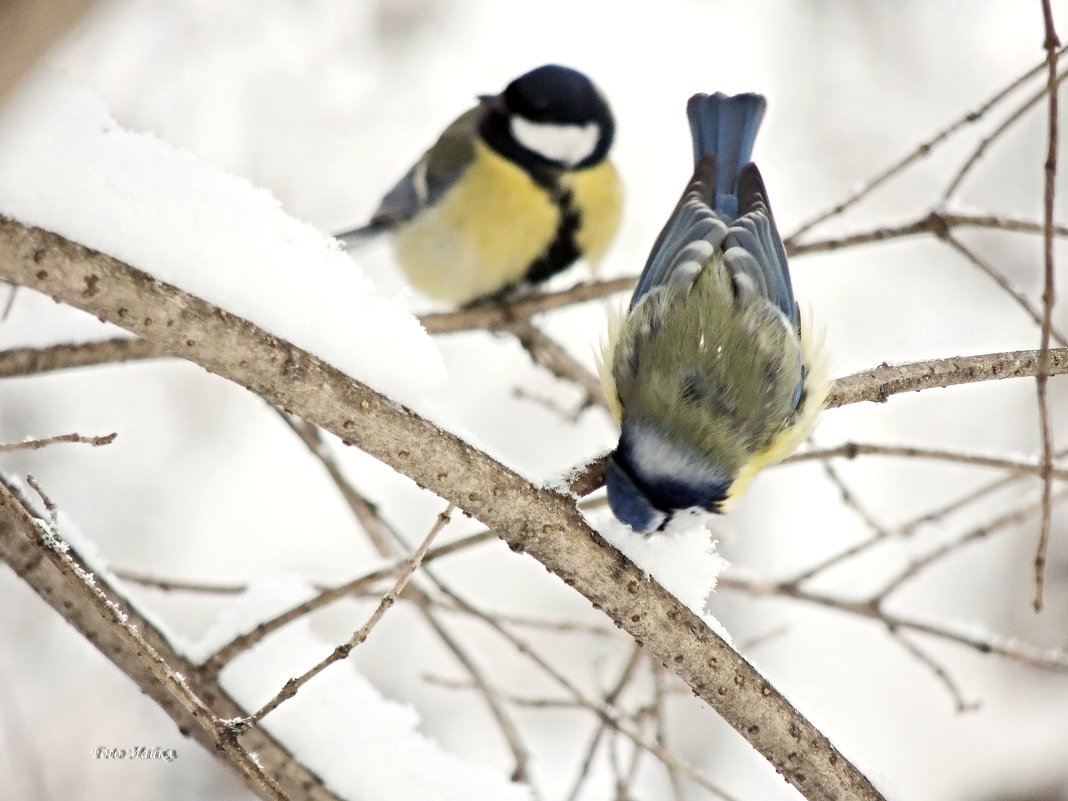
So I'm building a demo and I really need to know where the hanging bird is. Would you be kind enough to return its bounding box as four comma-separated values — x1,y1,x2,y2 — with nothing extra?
337,64,622,305
599,91,828,533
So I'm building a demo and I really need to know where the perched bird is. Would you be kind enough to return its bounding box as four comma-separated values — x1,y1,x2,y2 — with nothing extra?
337,64,622,305
598,92,829,533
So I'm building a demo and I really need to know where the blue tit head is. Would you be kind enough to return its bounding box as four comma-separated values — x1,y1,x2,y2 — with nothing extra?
479,65,615,171
606,422,733,533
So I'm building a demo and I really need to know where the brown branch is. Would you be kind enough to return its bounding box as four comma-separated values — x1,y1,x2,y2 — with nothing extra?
0,217,887,801
826,347,1068,407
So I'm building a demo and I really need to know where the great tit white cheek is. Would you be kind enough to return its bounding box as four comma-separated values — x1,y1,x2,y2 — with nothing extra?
509,116,600,167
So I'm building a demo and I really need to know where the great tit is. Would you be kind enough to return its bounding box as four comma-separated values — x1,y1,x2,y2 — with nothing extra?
337,64,622,305
599,92,829,533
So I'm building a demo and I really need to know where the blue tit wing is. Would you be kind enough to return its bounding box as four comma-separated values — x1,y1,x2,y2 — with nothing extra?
336,105,482,245
629,156,728,308
722,164,798,330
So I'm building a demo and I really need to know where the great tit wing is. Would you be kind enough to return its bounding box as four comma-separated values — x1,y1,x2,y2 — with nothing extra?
721,164,798,329
630,156,728,308
336,106,481,243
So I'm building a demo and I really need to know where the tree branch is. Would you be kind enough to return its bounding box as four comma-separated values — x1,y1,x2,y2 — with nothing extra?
826,347,1068,408
0,216,888,801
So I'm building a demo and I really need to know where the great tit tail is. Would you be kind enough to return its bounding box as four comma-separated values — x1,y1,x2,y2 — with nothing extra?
686,92,766,220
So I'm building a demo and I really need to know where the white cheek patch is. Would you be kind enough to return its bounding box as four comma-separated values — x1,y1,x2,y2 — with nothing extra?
627,426,720,488
509,115,600,166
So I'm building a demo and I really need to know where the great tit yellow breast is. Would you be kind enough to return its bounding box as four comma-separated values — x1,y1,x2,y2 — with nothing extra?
565,160,623,269
391,141,559,304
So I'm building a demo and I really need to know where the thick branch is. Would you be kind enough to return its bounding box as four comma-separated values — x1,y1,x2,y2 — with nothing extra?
0,216,887,801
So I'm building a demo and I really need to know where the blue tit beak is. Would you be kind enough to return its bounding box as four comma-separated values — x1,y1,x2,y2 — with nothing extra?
605,455,668,534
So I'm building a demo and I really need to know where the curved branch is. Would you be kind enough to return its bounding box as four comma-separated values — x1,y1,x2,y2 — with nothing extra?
0,216,887,801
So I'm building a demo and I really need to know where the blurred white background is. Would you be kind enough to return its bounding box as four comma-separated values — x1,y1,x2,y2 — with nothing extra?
1,1,1067,799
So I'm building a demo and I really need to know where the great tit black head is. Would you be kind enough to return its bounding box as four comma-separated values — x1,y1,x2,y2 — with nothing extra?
479,64,615,172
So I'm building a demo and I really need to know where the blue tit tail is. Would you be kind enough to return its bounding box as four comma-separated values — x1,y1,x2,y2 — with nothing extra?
686,92,766,220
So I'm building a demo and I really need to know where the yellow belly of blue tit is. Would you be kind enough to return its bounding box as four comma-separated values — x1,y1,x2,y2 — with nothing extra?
391,142,621,304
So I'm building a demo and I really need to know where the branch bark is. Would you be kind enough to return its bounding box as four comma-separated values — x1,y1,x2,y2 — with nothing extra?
0,215,888,800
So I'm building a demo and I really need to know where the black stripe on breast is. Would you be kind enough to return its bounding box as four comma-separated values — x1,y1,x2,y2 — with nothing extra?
524,182,582,285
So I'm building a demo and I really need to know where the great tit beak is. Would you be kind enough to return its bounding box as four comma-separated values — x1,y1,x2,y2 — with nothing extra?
478,92,508,114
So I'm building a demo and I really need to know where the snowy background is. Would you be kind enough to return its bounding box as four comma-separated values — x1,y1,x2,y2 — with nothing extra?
1,1,1067,800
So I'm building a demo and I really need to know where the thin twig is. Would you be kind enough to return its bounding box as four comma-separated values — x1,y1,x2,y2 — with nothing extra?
788,441,1068,481
418,606,539,789
420,277,634,334
0,337,164,378
940,233,1068,346
790,209,1068,256
0,432,117,453
652,663,688,801
716,576,1068,673
1033,0,1061,612
430,579,738,801
871,488,1068,604
942,60,1068,201
566,646,646,801
274,412,396,555
238,505,452,729
268,412,542,788
785,48,1068,244
884,626,979,713
1,284,16,321
504,319,607,410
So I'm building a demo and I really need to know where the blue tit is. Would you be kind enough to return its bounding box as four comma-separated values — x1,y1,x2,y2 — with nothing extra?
337,64,622,305
598,92,829,533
